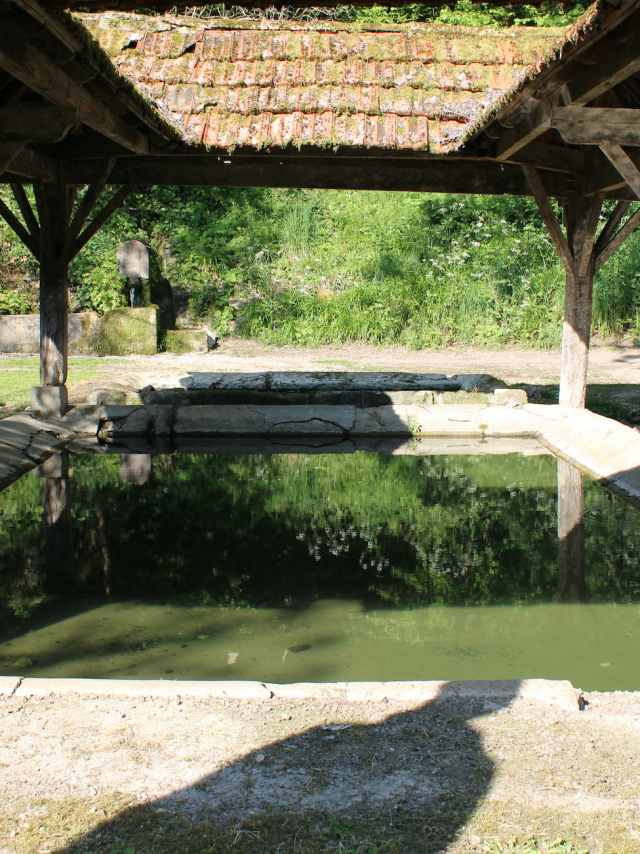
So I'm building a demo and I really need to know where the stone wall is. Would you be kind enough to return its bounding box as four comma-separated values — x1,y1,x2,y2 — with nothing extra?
0,313,100,355
99,307,158,356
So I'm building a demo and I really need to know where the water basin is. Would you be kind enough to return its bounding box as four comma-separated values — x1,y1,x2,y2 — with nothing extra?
1,445,638,691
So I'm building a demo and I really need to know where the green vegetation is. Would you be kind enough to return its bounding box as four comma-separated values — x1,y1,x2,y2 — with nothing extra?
2,451,638,621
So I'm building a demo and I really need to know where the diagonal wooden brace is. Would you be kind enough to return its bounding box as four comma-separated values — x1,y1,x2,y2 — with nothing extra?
522,163,576,278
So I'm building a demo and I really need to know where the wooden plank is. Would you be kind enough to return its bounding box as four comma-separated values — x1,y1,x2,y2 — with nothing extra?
5,147,57,183
10,182,39,241
495,101,552,161
66,155,577,198
596,205,640,270
506,141,582,175
67,184,135,262
0,106,77,143
552,106,640,146
62,156,116,262
600,142,640,199
521,163,576,277
0,140,25,179
0,195,39,258
0,22,149,155
594,200,630,256
569,35,640,105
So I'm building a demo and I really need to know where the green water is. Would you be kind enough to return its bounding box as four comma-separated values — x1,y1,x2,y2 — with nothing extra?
1,450,639,691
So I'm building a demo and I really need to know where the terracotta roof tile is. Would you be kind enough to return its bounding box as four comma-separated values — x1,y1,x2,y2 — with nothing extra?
80,12,562,152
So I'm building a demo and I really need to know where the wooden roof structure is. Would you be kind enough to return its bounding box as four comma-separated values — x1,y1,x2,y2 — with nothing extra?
0,0,640,413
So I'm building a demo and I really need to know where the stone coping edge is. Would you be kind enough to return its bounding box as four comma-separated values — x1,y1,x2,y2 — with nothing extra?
4,677,579,711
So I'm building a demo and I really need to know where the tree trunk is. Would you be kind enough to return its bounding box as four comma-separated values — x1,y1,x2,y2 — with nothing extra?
35,180,71,387
554,459,588,603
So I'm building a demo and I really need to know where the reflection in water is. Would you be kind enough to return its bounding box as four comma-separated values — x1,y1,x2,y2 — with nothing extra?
555,459,588,604
2,451,640,688
119,454,152,485
35,452,74,595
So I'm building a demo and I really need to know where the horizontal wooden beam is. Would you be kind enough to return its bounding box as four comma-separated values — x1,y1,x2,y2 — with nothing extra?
505,141,583,175
600,142,640,199
569,34,640,105
0,106,77,144
553,106,640,146
0,20,149,155
64,155,577,198
0,140,26,179
6,146,57,182
495,101,552,161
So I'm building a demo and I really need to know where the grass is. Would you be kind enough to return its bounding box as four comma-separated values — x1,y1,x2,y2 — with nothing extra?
0,357,113,409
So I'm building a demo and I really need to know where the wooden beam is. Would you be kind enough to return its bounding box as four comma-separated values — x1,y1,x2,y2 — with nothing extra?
10,182,39,241
0,106,77,144
61,156,116,261
0,139,25,179
3,147,57,183
594,200,630,256
66,183,135,262
600,142,640,199
522,163,576,277
569,35,640,105
505,141,582,175
596,205,640,270
495,101,552,161
0,22,149,155
552,107,640,146
0,195,39,258
66,155,577,198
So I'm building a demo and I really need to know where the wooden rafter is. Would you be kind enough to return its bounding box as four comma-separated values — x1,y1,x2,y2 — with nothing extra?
570,34,640,106
64,183,136,263
10,182,39,241
600,143,640,199
0,21,149,155
594,200,631,256
61,156,116,262
521,163,576,277
495,102,552,161
0,140,26,180
0,195,39,259
0,106,78,145
596,205,640,271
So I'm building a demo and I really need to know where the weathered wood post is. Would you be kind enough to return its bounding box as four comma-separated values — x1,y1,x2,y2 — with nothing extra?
32,177,73,416
554,459,588,603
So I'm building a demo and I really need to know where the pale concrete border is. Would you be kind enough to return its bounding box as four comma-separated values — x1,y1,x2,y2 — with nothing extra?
0,676,21,696
8,677,579,712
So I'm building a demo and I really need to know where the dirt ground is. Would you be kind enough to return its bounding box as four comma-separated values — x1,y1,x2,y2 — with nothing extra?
1,688,639,854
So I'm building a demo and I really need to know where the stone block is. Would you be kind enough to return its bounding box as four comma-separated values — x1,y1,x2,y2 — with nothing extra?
268,418,344,437
489,388,528,406
0,312,99,355
31,385,68,417
362,390,434,407
99,307,158,356
352,407,412,435
99,407,151,438
174,405,266,436
434,391,490,404
164,328,216,354
258,405,356,431
455,374,506,393
62,405,103,436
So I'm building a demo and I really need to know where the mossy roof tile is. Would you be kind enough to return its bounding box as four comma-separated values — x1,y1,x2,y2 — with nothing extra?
78,11,564,152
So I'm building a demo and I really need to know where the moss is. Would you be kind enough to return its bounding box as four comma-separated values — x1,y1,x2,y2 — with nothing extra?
164,328,214,354
99,306,158,356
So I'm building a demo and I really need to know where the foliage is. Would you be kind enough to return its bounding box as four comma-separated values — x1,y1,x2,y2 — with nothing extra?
353,0,589,27
1,451,639,623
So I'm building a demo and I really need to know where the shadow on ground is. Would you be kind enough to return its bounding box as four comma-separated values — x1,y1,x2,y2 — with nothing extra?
53,685,521,854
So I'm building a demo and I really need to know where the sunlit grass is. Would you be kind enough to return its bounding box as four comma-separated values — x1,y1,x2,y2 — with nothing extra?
0,357,111,409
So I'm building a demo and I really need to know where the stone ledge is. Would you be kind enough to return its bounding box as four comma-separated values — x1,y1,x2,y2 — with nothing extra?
0,676,21,696
9,677,578,711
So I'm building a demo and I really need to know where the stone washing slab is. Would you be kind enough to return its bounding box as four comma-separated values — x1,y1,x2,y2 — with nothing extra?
0,413,74,491
10,677,577,710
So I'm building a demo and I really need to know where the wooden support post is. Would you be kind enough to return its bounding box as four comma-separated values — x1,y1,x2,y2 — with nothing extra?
523,163,602,408
33,177,72,407
554,459,588,603
559,193,603,408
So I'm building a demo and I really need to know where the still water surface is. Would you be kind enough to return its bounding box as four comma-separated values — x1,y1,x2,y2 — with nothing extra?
1,449,639,691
